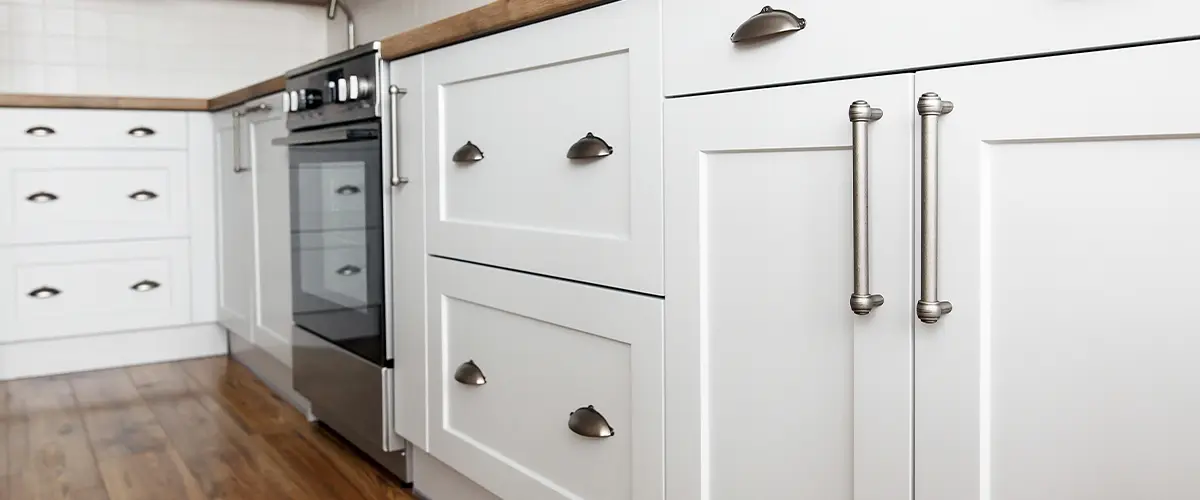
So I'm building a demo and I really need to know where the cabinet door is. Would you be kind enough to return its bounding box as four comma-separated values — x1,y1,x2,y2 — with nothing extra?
215,111,255,340
390,55,429,450
914,40,1200,500
665,74,914,500
247,99,293,366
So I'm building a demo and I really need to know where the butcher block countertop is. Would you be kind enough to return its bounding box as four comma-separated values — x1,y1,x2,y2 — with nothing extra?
0,0,611,112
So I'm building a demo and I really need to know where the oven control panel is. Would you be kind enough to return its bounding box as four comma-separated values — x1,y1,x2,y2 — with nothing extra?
285,42,382,131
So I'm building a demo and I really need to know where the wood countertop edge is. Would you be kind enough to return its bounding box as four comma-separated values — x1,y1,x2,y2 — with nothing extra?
0,0,612,112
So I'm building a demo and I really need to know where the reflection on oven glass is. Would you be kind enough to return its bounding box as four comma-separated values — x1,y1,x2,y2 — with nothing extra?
294,161,371,232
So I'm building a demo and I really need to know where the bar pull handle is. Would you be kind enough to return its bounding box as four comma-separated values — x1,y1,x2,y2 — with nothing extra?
731,6,806,43
916,92,954,324
849,101,885,315
389,85,409,186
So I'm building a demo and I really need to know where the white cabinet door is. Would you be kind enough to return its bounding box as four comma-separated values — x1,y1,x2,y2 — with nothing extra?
665,0,1200,96
389,55,429,450
665,74,914,500
247,100,293,366
215,110,255,341
914,40,1200,500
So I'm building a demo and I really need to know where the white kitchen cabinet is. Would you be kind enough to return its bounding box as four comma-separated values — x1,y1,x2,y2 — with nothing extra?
215,95,293,369
423,0,663,295
913,40,1200,500
215,109,256,341
0,109,188,149
664,74,914,500
426,257,663,500
665,0,1200,96
388,54,429,450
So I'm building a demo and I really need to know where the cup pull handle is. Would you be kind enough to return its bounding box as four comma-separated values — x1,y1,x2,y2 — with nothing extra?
452,141,484,163
568,405,614,439
130,280,160,292
335,265,362,276
28,286,61,299
26,191,59,203
335,185,361,195
849,101,885,315
26,126,56,137
916,92,954,324
731,6,806,43
128,127,156,137
453,360,487,386
128,190,158,201
566,132,613,159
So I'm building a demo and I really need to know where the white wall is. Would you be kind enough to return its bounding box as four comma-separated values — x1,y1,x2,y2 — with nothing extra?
0,0,328,97
325,0,487,54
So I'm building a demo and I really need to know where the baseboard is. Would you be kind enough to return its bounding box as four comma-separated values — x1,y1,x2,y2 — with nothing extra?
228,332,310,415
0,323,228,381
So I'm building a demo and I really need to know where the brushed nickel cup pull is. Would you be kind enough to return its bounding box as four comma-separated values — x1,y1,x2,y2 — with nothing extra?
26,191,59,203
335,264,362,276
566,132,613,159
128,190,158,201
28,286,61,299
730,6,806,43
916,92,954,324
130,280,160,292
453,360,487,386
849,101,885,315
389,85,409,186
452,141,484,163
335,185,361,195
25,126,56,137
568,405,614,438
128,127,155,137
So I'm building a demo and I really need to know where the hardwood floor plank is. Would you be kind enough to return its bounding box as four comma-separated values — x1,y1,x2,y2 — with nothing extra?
5,379,108,500
301,426,413,500
194,362,307,435
97,449,205,500
125,363,199,401
68,371,170,460
258,430,371,500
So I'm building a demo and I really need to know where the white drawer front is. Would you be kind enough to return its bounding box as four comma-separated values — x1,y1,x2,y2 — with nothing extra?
0,151,189,244
428,258,663,500
0,240,193,343
665,0,1200,96
0,109,187,149
426,0,663,294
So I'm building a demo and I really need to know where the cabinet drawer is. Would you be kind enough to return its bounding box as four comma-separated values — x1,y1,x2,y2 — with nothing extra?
427,258,663,500
0,151,190,245
425,0,663,294
0,240,193,343
665,0,1200,96
0,109,187,149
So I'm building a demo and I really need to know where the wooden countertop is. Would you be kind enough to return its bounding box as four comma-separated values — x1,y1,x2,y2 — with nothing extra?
0,0,610,113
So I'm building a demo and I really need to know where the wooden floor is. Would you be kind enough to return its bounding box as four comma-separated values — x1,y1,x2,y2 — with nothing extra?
0,356,413,500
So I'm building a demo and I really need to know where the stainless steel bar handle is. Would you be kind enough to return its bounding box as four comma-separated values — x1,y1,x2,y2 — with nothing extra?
232,109,245,173
388,85,408,186
849,100,885,315
241,103,272,115
916,92,954,324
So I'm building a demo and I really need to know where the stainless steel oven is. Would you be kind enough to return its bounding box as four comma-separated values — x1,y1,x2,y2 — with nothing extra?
281,42,408,483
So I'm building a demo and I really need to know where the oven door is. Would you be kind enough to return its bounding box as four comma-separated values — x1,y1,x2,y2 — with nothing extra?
287,122,386,366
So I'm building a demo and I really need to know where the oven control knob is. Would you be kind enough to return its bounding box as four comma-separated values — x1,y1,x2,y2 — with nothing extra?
297,89,323,110
349,75,371,101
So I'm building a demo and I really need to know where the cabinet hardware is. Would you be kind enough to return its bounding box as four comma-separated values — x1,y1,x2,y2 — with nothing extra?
241,103,272,115
27,286,61,299
453,360,487,386
566,132,614,159
916,92,954,324
128,127,155,137
232,109,246,173
130,280,160,292
25,126,56,137
335,185,361,195
731,6,806,43
452,141,485,163
128,190,158,201
568,405,614,438
389,85,409,186
26,191,59,203
849,101,885,315
335,265,362,276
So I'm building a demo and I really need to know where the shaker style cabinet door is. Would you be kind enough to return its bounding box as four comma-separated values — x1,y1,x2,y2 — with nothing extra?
913,40,1200,500
665,0,1200,96
246,101,293,366
215,111,255,341
664,74,914,500
423,0,663,294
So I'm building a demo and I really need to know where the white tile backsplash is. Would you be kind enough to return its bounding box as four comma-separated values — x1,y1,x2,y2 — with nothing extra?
0,0,329,97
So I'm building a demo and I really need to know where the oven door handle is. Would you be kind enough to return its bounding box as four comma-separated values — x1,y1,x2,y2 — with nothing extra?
273,128,379,146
